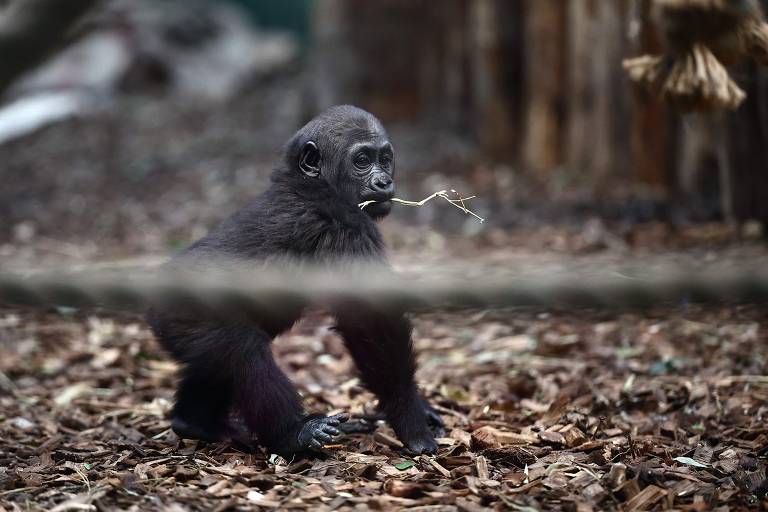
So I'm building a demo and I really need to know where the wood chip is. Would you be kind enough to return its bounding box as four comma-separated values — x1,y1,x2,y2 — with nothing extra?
538,430,566,445
624,485,667,511
475,455,489,480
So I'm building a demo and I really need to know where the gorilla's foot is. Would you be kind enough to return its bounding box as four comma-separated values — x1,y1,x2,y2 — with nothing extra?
171,415,228,443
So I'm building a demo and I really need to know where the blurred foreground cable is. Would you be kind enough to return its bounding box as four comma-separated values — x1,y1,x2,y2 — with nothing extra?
1,266,768,314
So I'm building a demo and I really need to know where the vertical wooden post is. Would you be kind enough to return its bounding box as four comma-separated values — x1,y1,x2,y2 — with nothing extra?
470,0,517,161
522,0,567,176
727,65,768,225
565,0,593,181
628,0,673,195
566,0,633,190
309,0,349,111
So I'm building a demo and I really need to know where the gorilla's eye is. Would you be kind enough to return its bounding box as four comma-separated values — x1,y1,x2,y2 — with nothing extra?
380,154,392,168
353,153,372,169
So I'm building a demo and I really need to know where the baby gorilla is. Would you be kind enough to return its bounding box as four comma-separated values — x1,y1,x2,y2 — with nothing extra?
147,105,443,456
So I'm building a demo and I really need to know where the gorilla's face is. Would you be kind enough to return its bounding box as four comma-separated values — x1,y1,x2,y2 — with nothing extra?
293,106,396,220
344,135,395,219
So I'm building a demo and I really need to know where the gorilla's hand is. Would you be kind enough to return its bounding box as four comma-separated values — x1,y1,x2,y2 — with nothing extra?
296,413,349,450
272,413,349,455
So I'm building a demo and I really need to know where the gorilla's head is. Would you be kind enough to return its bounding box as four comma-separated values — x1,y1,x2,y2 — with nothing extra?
284,105,395,219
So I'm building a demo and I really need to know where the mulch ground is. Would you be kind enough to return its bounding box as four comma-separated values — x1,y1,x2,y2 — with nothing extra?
2,45,767,510
1,297,767,510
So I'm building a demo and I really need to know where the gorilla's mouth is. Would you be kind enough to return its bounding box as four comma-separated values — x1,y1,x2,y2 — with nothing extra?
361,191,393,203
360,191,393,206
361,198,392,218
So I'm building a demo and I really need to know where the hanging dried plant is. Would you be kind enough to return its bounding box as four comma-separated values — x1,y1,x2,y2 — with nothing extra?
624,0,768,110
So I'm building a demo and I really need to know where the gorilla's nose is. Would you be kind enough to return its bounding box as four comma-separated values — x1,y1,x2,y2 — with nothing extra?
371,174,394,195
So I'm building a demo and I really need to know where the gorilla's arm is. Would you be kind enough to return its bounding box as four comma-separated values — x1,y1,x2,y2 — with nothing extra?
332,300,443,454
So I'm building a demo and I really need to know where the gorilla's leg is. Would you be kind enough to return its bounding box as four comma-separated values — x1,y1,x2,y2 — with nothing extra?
148,314,239,442
237,333,302,441
171,367,232,442
234,333,347,455
157,320,346,455
333,301,443,454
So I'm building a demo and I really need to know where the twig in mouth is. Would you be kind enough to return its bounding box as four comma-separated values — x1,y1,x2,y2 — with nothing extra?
359,189,484,223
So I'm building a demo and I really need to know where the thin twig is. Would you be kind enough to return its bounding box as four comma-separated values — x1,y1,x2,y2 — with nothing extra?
359,189,484,223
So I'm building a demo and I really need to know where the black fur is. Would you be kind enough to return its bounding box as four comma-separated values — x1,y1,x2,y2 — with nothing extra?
147,105,443,455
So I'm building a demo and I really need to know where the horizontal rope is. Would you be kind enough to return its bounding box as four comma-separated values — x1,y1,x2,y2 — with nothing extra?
1,263,767,314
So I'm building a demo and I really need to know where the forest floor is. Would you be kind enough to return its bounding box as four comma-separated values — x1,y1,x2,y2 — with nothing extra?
1,225,767,511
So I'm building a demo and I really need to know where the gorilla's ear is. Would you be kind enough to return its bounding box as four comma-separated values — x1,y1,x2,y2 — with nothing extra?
299,141,321,178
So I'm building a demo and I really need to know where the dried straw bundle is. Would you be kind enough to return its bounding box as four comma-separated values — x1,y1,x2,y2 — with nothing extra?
624,0,768,110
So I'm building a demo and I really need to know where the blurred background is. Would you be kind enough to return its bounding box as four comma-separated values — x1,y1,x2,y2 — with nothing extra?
3,4,768,508
1,0,767,266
